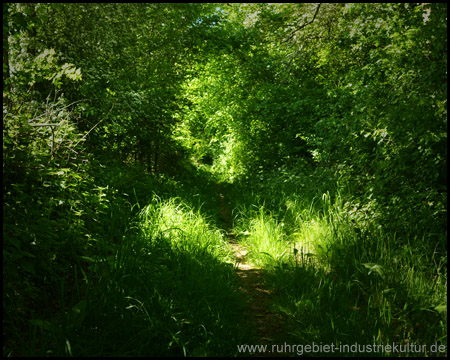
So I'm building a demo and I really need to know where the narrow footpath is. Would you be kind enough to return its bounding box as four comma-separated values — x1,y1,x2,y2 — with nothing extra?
217,185,289,357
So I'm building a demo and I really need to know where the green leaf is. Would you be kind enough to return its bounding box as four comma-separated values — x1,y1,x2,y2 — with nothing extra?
65,338,72,356
79,256,96,264
362,262,384,278
434,303,447,314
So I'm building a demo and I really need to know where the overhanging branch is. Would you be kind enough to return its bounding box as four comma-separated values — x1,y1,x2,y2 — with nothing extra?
281,3,321,44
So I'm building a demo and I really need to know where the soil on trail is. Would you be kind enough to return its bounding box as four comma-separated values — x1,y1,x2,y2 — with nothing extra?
217,185,290,356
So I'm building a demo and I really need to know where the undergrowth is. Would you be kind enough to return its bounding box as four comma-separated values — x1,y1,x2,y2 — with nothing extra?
226,164,447,356
3,161,247,357
58,196,245,357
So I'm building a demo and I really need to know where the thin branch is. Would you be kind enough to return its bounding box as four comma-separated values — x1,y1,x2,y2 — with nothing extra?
281,3,321,44
29,123,61,127
73,103,116,148
73,118,105,148
28,98,89,124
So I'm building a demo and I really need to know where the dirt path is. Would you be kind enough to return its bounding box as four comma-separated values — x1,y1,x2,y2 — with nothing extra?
217,185,289,357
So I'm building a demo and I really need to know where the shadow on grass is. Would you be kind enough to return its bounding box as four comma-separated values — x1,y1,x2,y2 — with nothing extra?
4,160,252,357
263,255,445,357
49,230,249,357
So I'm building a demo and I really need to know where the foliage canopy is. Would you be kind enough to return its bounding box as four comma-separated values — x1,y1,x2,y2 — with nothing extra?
3,3,446,357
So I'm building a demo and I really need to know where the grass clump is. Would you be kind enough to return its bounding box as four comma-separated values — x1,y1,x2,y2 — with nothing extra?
234,205,290,267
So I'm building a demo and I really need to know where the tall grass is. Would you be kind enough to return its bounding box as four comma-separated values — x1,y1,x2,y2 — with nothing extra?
233,205,290,267
139,196,234,259
21,195,246,357
281,191,446,355
228,170,447,356
5,158,445,356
